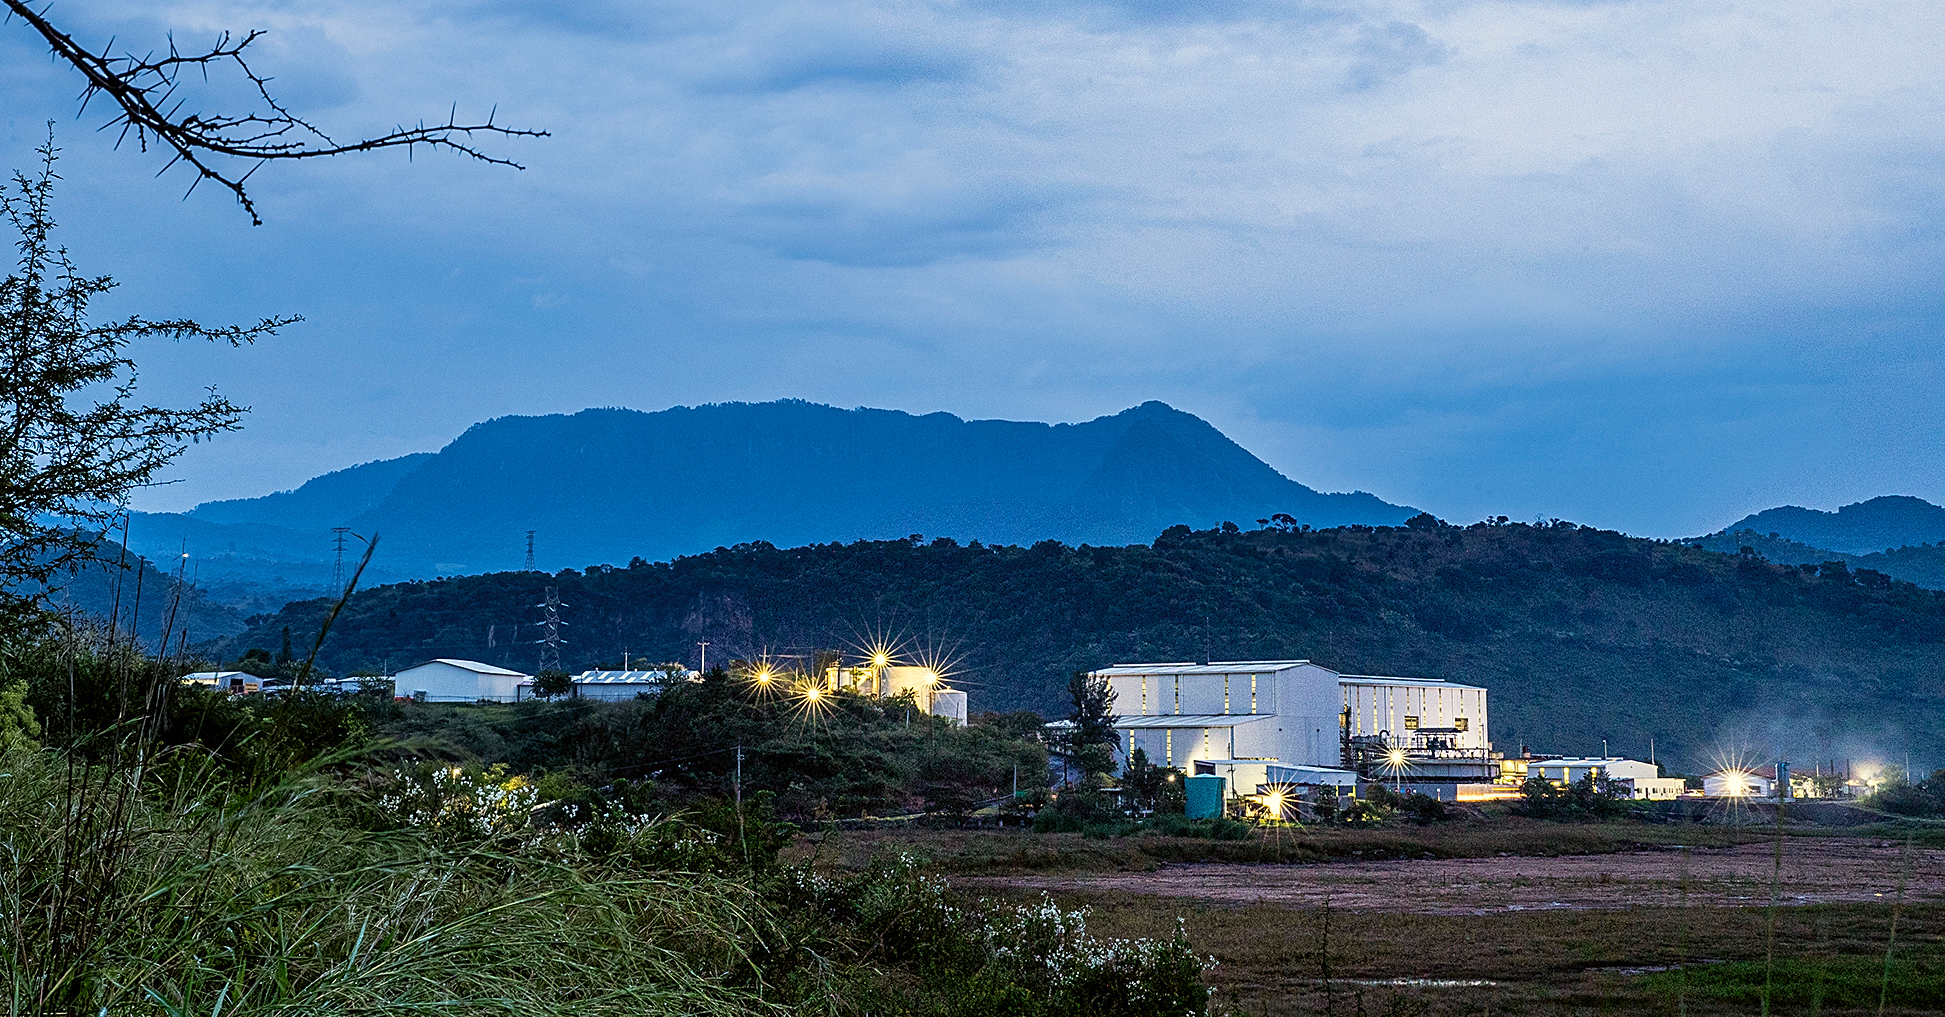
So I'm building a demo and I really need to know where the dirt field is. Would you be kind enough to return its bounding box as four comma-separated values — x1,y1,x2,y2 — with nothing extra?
955,837,1945,914
947,836,1945,1015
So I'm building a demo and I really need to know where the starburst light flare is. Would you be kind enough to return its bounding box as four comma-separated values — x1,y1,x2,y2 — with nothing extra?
788,679,834,722
738,655,790,701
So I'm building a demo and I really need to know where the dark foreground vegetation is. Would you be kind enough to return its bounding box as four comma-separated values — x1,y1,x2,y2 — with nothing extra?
0,617,1209,1017
10,611,1945,1016
224,517,1945,766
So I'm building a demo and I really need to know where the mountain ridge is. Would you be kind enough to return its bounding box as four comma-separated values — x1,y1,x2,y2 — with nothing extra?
125,400,1416,604
1716,495,1945,556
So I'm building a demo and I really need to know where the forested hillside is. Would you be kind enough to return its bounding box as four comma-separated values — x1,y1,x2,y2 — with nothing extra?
216,519,1945,771
1717,495,1945,555
1690,526,1945,591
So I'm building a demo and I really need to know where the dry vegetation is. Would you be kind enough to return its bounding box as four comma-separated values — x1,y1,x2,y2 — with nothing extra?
798,822,1945,1015
787,819,1780,875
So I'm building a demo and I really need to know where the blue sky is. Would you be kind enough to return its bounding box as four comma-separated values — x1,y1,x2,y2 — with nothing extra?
4,0,1943,538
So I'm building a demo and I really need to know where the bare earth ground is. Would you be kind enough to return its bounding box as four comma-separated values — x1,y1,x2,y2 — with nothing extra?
954,838,1945,914
944,836,1945,1015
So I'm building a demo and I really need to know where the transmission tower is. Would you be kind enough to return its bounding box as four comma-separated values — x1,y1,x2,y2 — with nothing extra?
535,586,567,672
524,530,536,572
331,527,351,591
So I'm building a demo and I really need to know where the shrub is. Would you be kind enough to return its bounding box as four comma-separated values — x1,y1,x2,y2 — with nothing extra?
0,746,771,1017
770,855,1213,1016
1511,774,1632,820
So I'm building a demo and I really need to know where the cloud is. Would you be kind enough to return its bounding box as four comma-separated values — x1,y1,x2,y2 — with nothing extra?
5,0,1945,536
1344,19,1447,91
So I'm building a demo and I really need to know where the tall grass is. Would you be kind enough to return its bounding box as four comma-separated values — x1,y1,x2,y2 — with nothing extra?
0,745,779,1017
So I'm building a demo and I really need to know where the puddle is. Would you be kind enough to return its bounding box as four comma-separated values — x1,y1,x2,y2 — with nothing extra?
1308,978,1500,988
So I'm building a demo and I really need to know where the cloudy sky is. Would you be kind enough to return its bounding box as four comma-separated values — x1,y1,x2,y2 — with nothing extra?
4,0,1942,537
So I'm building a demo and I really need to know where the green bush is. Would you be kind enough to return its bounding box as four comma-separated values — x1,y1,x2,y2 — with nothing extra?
1868,769,1945,817
1510,773,1633,820
768,855,1212,1016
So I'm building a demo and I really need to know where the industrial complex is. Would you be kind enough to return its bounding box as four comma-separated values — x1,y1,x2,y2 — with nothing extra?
188,649,1856,811
1092,658,1853,816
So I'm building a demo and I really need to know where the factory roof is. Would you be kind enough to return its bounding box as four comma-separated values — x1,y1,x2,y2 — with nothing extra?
180,670,250,683
571,670,695,684
1113,714,1276,729
1339,674,1487,691
1095,660,1315,675
1265,763,1362,785
404,658,530,677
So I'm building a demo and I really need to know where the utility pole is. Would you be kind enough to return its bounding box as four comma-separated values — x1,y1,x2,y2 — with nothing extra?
735,743,748,868
697,640,709,675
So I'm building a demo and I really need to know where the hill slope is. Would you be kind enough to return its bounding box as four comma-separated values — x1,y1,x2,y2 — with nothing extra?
215,520,1945,772
130,401,1414,589
1718,496,1945,555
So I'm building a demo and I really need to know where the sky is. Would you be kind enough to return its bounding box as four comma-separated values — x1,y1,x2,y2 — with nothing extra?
4,0,1943,538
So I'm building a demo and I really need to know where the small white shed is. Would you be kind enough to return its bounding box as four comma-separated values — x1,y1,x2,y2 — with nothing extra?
394,659,529,703
1704,766,1775,798
1526,756,1686,800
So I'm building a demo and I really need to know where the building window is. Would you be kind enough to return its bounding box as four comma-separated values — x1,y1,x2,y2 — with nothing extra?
1251,673,1258,713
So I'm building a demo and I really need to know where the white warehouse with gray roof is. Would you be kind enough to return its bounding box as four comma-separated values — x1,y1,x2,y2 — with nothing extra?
1093,660,1493,784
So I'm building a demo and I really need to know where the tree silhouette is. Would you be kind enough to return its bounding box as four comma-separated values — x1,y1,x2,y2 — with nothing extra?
1,141,293,589
3,1,545,224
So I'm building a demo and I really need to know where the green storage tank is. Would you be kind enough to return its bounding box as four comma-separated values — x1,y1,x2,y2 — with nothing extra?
1185,774,1226,819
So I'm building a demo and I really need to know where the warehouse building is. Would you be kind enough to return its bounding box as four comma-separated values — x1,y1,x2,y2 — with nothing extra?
1526,757,1686,799
1095,659,1493,785
1703,765,1776,798
394,658,529,703
515,669,697,701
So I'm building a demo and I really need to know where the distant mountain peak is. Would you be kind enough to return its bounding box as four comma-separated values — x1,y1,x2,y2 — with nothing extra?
1714,495,1945,555
127,400,1417,595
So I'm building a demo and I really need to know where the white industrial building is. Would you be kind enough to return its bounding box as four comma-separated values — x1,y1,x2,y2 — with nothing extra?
180,671,258,695
394,659,529,703
836,664,967,726
516,669,698,701
1527,757,1686,799
1095,660,1492,783
1703,766,1776,798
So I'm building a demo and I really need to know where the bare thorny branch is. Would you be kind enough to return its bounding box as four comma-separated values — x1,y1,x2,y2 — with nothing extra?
4,0,548,224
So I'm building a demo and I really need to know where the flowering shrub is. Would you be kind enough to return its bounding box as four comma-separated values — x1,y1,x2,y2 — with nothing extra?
373,763,541,844
773,855,1214,1016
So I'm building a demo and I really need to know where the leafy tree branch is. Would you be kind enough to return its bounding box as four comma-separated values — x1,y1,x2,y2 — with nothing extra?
0,138,293,591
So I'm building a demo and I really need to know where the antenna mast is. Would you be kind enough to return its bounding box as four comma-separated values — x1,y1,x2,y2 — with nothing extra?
535,586,567,672
524,530,537,572
331,526,351,591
